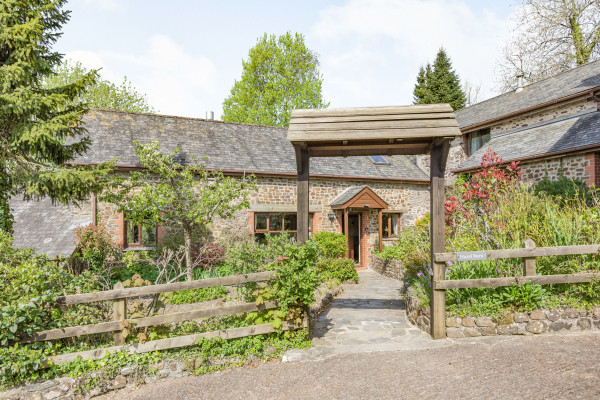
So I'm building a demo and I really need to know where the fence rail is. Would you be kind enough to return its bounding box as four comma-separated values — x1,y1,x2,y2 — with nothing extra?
432,242,600,292
430,241,600,338
21,270,306,365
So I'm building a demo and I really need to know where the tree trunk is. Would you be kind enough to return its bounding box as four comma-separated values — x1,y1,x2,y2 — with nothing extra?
183,225,193,281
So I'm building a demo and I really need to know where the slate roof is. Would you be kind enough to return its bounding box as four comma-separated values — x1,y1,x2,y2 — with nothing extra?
74,109,429,181
330,186,368,207
455,60,600,129
9,197,91,257
456,111,600,171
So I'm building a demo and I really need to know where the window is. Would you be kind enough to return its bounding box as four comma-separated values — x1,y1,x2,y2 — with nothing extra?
382,213,400,238
253,212,311,243
468,128,491,155
369,155,390,165
125,220,157,247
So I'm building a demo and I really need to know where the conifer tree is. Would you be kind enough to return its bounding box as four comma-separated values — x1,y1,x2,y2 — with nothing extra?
0,0,113,234
412,48,466,111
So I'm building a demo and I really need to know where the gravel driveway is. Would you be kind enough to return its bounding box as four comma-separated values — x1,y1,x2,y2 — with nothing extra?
98,332,600,400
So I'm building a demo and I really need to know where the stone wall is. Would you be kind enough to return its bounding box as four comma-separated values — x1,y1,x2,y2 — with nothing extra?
519,153,594,186
0,357,265,400
369,254,404,281
489,98,595,137
405,287,430,334
404,288,600,338
92,175,431,265
417,136,468,184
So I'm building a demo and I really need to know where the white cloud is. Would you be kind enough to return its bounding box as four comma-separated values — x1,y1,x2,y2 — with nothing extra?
311,0,511,107
66,35,218,118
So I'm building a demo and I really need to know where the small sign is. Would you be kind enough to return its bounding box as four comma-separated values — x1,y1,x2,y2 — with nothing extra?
456,251,488,262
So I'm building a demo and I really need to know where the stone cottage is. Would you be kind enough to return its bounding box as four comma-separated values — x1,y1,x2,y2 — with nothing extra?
451,60,600,185
10,109,432,267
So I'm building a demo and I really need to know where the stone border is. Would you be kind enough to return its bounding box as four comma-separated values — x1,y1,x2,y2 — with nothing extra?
404,287,600,338
369,255,404,281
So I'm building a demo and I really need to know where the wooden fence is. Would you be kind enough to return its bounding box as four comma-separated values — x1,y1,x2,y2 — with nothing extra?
430,241,600,337
20,271,306,365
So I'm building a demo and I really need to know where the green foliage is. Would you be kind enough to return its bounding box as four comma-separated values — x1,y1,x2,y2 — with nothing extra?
43,60,156,113
0,345,47,386
0,0,113,234
270,240,319,314
226,233,299,274
101,141,257,280
164,286,228,305
313,231,347,259
413,48,466,110
222,32,329,127
316,258,358,283
71,224,117,272
534,175,592,205
493,282,547,311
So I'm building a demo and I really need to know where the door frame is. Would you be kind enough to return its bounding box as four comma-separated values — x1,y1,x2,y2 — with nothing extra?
343,211,362,267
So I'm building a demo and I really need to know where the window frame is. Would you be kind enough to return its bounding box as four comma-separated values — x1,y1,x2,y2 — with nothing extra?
124,218,158,248
253,212,312,240
467,128,491,156
368,155,390,165
382,213,401,239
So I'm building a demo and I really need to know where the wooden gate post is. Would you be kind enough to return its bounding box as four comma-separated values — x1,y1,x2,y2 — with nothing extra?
524,238,537,276
113,282,127,346
295,144,310,243
430,139,450,339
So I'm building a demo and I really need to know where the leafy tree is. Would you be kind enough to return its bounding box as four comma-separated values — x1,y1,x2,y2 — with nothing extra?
498,0,600,91
43,60,157,113
222,32,329,127
0,0,113,234
412,48,466,111
101,141,257,280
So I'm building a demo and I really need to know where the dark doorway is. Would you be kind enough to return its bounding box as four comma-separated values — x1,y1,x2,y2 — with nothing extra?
346,213,360,264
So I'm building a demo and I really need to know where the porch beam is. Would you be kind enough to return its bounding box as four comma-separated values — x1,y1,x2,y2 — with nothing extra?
430,138,450,339
344,208,349,258
378,209,383,253
295,144,310,243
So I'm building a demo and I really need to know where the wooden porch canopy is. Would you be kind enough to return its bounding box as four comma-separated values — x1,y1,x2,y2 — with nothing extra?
330,186,389,255
286,104,461,340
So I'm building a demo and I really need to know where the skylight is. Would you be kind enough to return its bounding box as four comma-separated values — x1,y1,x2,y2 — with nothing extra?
369,155,390,165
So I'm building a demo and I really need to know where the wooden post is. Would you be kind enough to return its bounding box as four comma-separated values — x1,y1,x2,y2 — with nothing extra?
430,138,450,340
378,209,383,253
524,238,537,276
344,208,349,258
113,282,127,346
295,144,310,243
303,306,310,339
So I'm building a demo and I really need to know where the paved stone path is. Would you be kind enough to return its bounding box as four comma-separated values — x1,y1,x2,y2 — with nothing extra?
285,269,444,361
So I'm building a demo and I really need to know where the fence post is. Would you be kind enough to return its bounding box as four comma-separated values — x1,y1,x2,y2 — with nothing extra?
303,306,310,339
524,239,537,277
113,282,127,346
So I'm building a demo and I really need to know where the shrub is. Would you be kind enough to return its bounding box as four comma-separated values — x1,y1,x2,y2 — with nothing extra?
71,224,117,273
312,232,346,259
534,175,592,205
164,286,228,304
316,258,358,283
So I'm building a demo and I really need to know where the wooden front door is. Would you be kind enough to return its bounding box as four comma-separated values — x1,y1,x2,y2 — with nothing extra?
345,213,361,266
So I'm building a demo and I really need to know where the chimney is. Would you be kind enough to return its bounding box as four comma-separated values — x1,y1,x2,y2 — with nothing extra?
515,75,525,93
205,111,214,120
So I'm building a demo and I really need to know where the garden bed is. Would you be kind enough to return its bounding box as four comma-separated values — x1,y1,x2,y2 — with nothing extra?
405,287,600,338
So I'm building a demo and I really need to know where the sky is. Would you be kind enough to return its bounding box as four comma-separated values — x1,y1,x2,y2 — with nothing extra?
56,0,517,119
